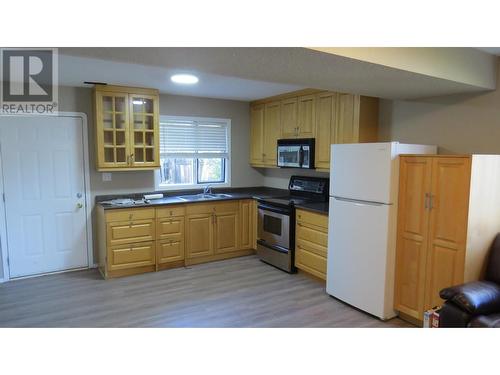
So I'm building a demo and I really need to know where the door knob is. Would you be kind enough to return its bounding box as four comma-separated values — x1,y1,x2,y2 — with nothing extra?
76,202,83,209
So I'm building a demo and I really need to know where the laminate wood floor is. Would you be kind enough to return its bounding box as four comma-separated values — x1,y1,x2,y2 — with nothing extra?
0,255,412,327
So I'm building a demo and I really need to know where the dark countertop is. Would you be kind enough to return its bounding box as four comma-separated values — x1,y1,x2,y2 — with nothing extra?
295,202,329,215
96,186,288,210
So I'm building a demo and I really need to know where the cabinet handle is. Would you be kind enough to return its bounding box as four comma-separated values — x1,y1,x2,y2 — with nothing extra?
127,155,130,165
424,193,429,209
429,194,435,210
130,154,135,164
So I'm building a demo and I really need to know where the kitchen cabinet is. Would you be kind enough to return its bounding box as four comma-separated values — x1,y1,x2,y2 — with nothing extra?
262,101,281,166
314,92,337,170
185,200,253,265
239,200,254,250
97,207,157,278
295,209,328,280
97,198,258,279
215,211,239,254
281,97,298,138
156,205,186,269
94,85,160,171
249,101,280,167
394,155,500,322
249,89,378,170
296,94,315,137
186,213,214,259
249,104,265,166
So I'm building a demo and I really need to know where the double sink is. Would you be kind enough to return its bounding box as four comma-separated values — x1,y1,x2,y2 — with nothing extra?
176,193,233,202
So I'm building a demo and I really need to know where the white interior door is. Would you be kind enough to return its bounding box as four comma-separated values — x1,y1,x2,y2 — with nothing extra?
0,116,89,278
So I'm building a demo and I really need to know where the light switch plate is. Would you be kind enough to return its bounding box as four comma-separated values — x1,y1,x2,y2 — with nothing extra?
102,172,112,182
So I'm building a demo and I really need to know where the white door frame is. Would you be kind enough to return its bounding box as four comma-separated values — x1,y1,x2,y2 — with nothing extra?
0,112,93,282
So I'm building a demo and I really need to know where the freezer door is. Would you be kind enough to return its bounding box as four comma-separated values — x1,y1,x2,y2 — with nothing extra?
326,197,397,320
330,142,395,204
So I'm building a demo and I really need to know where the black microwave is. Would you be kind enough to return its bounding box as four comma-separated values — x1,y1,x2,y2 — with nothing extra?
277,138,315,169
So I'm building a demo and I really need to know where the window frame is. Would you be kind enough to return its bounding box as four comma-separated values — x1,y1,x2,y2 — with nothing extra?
154,115,231,191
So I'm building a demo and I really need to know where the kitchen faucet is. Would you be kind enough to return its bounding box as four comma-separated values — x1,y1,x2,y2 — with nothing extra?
203,185,212,195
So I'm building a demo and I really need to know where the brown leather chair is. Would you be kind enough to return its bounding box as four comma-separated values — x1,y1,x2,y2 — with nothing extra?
439,233,500,327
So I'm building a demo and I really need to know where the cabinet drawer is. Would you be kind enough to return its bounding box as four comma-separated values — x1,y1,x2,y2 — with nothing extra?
157,217,184,240
107,219,155,246
295,246,327,280
296,209,328,229
296,222,328,248
109,241,155,270
157,239,185,263
296,238,327,258
156,205,185,218
105,208,155,222
186,200,239,215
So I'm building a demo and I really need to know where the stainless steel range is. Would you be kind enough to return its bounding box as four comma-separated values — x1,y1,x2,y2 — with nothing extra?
256,175,329,273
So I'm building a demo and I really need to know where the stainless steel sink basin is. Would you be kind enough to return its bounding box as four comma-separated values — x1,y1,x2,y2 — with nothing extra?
177,193,233,202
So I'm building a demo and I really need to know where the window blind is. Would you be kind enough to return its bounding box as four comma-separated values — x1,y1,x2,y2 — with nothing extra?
160,119,228,158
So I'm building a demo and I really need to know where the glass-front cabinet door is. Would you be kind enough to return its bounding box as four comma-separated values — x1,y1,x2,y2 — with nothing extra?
95,91,130,168
94,85,160,171
129,94,159,168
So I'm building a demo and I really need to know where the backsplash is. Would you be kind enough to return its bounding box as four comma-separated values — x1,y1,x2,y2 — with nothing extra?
261,168,330,189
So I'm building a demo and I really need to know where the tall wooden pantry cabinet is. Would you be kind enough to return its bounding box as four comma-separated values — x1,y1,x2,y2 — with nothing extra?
394,154,500,322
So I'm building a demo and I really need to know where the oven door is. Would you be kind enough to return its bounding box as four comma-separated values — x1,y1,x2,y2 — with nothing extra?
257,204,290,250
278,146,301,168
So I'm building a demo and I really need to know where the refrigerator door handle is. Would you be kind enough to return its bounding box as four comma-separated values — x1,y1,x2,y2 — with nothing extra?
333,197,387,207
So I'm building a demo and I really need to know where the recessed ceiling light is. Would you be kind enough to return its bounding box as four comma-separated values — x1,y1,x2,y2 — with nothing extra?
171,74,199,85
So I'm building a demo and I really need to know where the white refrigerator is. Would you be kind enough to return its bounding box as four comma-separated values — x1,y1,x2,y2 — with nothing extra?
326,142,436,320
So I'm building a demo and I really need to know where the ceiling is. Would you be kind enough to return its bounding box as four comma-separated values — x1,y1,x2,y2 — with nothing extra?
58,54,304,101
58,48,499,101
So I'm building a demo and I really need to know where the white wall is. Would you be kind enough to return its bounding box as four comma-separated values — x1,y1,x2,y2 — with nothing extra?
379,58,500,154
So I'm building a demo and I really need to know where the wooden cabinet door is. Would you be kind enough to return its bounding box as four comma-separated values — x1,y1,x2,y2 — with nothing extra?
186,214,214,259
95,91,130,169
424,157,471,310
394,157,433,319
239,200,253,249
314,92,336,170
336,94,359,144
263,101,281,166
297,94,315,137
281,98,298,138
250,105,265,164
214,211,239,254
128,93,160,168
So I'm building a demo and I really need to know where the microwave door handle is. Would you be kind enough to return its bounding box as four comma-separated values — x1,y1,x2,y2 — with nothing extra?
299,146,304,167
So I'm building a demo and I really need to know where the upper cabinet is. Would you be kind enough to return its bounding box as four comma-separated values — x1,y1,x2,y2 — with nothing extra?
296,94,316,138
94,85,160,171
249,89,379,170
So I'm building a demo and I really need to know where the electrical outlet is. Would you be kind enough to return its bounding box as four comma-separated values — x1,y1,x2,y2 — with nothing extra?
102,172,112,182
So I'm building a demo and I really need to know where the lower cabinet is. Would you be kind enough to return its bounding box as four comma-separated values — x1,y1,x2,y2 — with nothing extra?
156,206,185,268
97,199,257,279
185,200,250,265
294,209,328,280
186,214,214,259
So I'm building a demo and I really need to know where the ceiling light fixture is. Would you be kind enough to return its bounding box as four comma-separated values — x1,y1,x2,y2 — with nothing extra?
171,74,199,84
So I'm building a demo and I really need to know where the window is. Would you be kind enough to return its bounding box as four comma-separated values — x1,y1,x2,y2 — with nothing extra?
157,116,231,189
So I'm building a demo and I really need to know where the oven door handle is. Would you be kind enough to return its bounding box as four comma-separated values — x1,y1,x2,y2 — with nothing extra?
257,203,291,216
